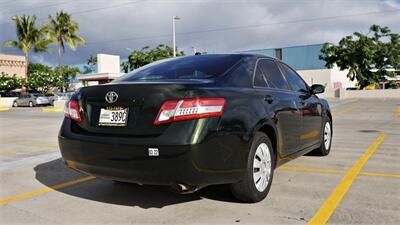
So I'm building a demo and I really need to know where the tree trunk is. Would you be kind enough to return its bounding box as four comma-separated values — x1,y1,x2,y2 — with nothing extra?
23,52,29,94
57,43,62,66
25,53,29,80
57,42,64,92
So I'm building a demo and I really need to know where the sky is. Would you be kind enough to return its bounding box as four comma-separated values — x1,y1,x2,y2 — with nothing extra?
0,0,400,66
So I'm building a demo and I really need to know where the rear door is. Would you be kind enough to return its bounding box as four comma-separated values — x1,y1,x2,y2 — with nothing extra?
254,59,302,157
18,95,28,106
279,62,323,149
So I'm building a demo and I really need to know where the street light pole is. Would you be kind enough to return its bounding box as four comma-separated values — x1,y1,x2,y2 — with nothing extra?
172,16,180,57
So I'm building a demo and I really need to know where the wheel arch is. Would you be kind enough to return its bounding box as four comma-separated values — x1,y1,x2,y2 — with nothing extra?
256,122,278,167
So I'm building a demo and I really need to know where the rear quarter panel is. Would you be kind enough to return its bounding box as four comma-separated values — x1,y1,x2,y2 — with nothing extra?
187,86,271,173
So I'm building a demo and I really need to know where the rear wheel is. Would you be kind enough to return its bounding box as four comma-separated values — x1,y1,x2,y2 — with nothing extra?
13,101,18,107
230,132,275,203
28,101,34,107
309,117,332,156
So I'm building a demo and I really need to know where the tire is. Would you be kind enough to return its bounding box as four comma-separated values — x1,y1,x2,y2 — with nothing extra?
230,132,275,203
28,101,34,107
309,117,332,156
13,101,18,107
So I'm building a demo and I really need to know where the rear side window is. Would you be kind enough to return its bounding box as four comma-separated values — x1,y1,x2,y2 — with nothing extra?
254,65,268,87
258,59,289,90
281,63,308,92
225,61,253,87
117,55,243,82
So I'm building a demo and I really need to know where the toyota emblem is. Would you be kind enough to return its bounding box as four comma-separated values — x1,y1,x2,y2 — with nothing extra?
105,91,118,104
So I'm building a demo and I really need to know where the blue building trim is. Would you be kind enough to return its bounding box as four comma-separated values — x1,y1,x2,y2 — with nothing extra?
242,43,327,70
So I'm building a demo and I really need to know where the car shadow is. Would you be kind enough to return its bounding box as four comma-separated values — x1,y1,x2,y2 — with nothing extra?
34,158,241,208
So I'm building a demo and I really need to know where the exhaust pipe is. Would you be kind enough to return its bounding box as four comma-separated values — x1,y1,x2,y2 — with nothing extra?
178,183,191,191
171,183,204,194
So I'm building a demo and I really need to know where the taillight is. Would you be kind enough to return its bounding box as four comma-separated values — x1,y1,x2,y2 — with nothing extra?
64,100,81,122
154,98,225,125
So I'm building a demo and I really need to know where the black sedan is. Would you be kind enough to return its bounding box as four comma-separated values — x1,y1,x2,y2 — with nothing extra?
59,54,332,203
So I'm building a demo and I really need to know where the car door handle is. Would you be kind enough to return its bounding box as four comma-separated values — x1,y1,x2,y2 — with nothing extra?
264,95,274,104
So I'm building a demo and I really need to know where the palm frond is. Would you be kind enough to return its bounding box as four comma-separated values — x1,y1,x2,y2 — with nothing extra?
3,40,18,48
33,38,53,52
46,10,85,55
5,15,49,56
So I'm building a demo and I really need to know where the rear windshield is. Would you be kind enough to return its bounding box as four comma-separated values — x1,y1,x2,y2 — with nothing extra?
116,55,243,82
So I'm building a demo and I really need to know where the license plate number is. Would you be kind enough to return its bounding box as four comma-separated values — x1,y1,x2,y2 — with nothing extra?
99,107,128,126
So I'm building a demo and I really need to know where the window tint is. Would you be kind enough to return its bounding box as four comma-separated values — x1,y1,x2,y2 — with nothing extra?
281,63,308,92
253,65,268,87
116,55,243,82
226,61,253,87
258,59,289,90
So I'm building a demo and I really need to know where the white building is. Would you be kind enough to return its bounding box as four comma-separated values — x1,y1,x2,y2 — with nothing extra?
76,54,123,87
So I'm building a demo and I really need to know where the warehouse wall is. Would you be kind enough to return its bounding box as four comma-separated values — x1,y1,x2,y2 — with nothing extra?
297,66,356,90
281,44,326,70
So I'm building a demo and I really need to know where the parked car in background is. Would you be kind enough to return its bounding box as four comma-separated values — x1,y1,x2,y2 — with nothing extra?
65,92,74,99
59,54,332,203
0,90,21,97
13,93,50,107
46,93,71,105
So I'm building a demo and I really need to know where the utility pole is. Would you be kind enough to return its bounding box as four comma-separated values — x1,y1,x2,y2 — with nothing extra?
172,16,180,57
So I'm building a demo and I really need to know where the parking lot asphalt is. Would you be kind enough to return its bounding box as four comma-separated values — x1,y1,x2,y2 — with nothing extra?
0,98,399,225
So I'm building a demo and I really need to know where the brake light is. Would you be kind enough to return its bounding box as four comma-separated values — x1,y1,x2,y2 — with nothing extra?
154,98,225,125
64,100,81,122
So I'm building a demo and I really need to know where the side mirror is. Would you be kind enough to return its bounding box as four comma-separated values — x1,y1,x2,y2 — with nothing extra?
310,84,325,94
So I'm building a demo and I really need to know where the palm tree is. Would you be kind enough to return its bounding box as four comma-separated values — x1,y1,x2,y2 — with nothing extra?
45,10,85,66
87,55,97,72
3,15,51,79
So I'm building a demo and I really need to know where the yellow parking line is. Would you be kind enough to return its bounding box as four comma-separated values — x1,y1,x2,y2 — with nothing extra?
0,176,95,205
0,107,10,111
307,133,386,225
279,166,400,179
333,106,356,116
360,171,400,178
279,166,344,175
42,108,63,112
394,107,400,119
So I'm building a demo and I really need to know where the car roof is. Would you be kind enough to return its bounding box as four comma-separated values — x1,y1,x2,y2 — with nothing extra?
183,53,275,59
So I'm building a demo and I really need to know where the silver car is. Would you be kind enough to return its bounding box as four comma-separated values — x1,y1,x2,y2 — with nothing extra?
13,93,50,107
45,93,70,105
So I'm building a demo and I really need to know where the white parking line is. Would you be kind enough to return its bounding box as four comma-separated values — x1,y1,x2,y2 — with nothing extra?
0,152,61,171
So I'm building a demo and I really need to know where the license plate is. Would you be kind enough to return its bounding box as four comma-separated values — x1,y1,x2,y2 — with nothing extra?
98,107,128,126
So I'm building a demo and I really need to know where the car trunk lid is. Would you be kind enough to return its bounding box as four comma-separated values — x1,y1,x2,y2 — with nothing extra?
75,80,212,136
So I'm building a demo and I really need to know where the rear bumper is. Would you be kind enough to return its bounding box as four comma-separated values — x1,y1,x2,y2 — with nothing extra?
58,119,248,186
